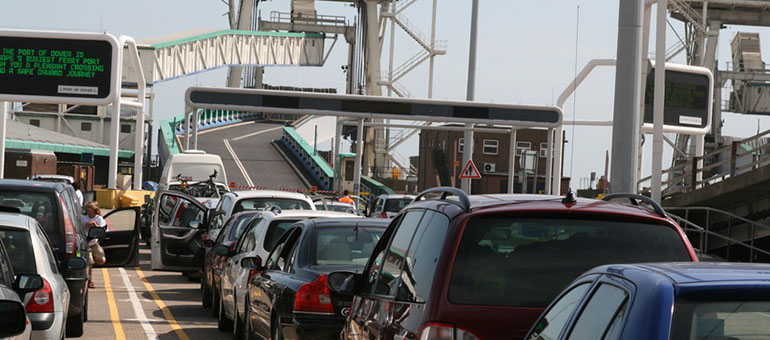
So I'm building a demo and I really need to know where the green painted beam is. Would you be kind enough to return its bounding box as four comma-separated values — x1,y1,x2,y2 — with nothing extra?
6,139,134,158
150,30,324,49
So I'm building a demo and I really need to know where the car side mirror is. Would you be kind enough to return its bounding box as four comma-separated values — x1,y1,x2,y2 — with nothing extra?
13,273,43,296
212,244,231,256
0,300,27,338
327,271,359,295
66,257,88,270
87,227,105,239
241,256,263,271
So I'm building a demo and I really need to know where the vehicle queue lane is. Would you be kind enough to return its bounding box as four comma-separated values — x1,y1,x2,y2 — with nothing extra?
83,246,221,340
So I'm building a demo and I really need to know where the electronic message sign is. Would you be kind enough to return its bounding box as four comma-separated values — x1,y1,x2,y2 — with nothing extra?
186,87,563,128
0,30,119,105
643,62,713,134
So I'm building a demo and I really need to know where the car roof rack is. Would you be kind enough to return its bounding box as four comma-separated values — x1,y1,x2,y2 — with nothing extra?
413,187,470,212
601,193,666,218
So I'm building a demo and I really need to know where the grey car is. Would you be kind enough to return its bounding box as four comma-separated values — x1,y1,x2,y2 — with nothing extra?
0,212,74,340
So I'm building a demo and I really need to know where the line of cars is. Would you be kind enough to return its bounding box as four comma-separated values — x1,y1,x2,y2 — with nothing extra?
0,179,141,340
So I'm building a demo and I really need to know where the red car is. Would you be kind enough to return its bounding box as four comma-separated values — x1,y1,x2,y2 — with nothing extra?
202,211,261,316
328,189,698,340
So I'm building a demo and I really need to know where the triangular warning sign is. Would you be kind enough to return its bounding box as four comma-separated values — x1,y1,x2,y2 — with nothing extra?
459,159,482,179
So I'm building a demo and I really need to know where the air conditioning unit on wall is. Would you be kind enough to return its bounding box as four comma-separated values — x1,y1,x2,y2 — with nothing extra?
483,163,496,173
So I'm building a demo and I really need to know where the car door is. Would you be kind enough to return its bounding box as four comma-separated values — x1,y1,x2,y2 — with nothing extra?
100,207,141,267
224,219,260,318
153,190,209,270
251,227,301,340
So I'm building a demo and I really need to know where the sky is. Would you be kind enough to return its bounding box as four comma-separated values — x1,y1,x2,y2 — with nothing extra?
2,0,770,190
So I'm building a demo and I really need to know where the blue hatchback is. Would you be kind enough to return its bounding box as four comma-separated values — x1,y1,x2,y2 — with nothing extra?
525,262,770,340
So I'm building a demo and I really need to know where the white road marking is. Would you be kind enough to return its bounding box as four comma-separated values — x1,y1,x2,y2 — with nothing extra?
232,125,283,141
199,120,263,136
119,268,158,340
223,139,255,187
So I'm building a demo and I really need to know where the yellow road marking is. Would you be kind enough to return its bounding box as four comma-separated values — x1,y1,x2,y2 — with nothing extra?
102,268,126,340
134,267,191,340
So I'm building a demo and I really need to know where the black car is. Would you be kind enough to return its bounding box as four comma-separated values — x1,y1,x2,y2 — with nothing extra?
0,179,140,337
241,218,388,340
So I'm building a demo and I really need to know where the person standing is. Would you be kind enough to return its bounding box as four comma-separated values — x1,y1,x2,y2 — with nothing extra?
73,182,84,208
81,201,106,288
338,190,354,205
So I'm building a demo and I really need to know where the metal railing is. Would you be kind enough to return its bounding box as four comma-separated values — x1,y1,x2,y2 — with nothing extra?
267,11,348,28
668,206,770,262
638,127,770,198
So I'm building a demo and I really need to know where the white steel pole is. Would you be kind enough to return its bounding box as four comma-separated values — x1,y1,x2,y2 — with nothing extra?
552,127,563,195
638,4,652,193
0,101,6,178
695,134,704,188
108,36,126,190
610,0,644,194
353,119,365,196
545,128,554,194
184,109,191,151
651,0,667,202
463,0,479,194
387,0,395,97
508,128,517,193
428,0,437,99
125,38,147,191
333,118,343,191
192,109,199,150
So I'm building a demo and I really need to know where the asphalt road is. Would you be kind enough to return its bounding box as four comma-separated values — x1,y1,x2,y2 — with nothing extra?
82,246,220,340
195,120,308,190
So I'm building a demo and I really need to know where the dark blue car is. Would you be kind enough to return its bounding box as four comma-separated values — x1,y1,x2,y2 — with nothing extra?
526,262,770,340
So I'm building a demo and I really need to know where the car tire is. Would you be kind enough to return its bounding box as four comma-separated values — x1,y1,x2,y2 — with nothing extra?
83,290,89,322
218,292,233,331
212,289,220,318
202,277,212,308
66,311,84,337
272,313,283,340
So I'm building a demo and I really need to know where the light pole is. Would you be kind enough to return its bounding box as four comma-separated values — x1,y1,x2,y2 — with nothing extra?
463,0,479,194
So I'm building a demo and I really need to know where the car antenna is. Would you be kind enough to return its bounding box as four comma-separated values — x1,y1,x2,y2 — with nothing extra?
562,189,577,204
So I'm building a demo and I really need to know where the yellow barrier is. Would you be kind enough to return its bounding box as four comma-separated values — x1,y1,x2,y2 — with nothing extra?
95,189,155,209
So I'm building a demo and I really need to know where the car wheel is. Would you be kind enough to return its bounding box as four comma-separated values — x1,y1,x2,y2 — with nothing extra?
202,276,212,308
66,311,84,337
218,292,233,331
212,289,220,318
272,313,283,340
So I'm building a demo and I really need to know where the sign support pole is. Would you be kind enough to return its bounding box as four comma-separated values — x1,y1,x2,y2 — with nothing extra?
353,118,364,196
651,0,667,202
0,101,6,179
108,96,121,189
333,118,343,191
184,109,191,151
545,128,554,194
508,128,517,194
192,109,199,150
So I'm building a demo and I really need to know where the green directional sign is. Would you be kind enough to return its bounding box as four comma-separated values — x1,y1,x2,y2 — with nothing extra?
0,30,119,105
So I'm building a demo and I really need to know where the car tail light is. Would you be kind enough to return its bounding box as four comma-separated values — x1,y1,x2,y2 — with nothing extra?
248,269,261,282
293,275,334,314
59,195,77,257
26,278,54,313
380,211,388,218
419,324,480,340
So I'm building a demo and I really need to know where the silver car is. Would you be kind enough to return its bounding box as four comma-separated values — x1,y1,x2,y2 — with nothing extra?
0,213,72,340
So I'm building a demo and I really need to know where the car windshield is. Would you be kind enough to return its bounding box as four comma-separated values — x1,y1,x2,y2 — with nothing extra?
449,217,691,308
312,226,383,266
0,229,37,274
671,300,770,339
227,214,258,242
263,219,301,252
0,192,59,246
234,198,311,213
384,198,412,213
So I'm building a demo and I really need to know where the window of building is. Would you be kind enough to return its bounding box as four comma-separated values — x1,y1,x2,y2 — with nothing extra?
121,124,131,133
483,139,499,155
540,143,549,158
81,122,92,131
516,142,531,156
458,138,464,153
29,119,40,127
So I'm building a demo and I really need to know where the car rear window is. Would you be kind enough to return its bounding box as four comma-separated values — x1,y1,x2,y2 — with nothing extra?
263,219,301,252
0,192,59,246
0,229,37,275
449,217,691,307
234,198,311,213
384,199,412,213
671,300,770,339
312,226,383,266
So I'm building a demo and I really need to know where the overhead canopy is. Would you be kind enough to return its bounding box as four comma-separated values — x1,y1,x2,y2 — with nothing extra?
6,119,134,158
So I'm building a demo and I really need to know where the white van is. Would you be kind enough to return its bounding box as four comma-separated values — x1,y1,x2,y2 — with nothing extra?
159,150,229,198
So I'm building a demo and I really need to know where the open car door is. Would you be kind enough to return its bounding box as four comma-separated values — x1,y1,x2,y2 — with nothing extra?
99,207,141,267
151,191,209,271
